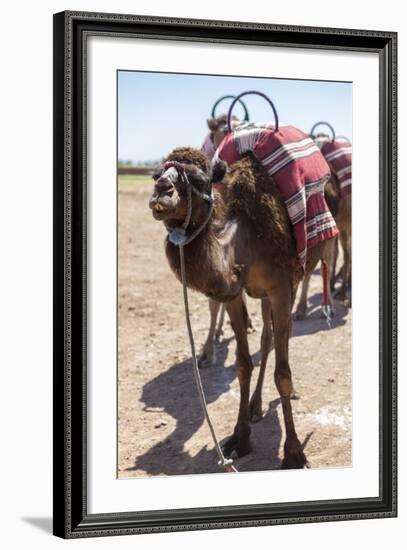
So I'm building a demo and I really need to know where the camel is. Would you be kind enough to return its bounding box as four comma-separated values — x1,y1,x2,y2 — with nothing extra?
293,134,352,319
149,144,335,467
203,94,250,159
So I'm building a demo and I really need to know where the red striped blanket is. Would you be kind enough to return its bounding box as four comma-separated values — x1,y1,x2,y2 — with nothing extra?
319,138,352,198
213,123,339,268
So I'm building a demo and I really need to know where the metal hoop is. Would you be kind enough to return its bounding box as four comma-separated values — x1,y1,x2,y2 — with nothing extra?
211,95,250,122
310,121,336,142
227,91,279,133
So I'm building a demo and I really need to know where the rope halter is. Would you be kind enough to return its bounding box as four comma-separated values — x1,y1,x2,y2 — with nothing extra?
162,161,215,247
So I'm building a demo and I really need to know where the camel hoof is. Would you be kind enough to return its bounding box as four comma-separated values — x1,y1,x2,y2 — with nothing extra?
198,350,216,369
281,435,308,469
221,433,252,459
249,397,264,423
334,288,346,301
293,309,307,321
246,319,255,334
215,329,224,343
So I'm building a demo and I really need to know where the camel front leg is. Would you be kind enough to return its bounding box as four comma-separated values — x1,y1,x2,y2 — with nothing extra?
221,294,253,458
249,298,273,422
198,298,220,368
269,281,307,469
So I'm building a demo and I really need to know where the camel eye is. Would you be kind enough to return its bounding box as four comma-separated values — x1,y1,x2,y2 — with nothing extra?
156,179,174,196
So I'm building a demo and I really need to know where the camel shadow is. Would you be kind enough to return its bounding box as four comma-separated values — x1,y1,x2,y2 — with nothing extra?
126,332,283,475
127,336,234,476
291,291,350,337
228,398,283,473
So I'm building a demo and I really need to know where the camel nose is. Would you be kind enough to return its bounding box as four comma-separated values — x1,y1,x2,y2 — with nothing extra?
149,195,158,209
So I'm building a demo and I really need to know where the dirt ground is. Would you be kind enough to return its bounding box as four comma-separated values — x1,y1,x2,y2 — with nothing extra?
118,177,352,478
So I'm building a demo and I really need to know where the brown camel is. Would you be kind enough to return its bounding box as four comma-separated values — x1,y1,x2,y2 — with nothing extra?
149,146,330,467
205,114,241,154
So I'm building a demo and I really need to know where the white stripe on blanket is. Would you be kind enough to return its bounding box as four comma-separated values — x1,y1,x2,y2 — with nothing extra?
266,144,321,176
262,137,315,166
336,165,352,178
325,146,352,161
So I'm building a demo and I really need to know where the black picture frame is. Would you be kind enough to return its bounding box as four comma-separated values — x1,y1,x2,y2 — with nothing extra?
53,10,397,539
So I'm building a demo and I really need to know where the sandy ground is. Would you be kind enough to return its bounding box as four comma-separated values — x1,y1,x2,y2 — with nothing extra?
118,178,352,478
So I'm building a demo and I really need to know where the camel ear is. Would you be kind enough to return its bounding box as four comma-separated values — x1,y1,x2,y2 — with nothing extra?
211,160,227,183
207,117,218,131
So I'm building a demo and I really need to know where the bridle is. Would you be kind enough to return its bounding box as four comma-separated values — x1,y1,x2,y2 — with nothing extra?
162,161,215,247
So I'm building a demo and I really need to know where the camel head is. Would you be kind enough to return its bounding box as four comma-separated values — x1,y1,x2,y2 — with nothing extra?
206,114,240,150
149,147,218,224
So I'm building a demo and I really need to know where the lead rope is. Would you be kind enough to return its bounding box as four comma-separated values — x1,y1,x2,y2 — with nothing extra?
178,245,237,473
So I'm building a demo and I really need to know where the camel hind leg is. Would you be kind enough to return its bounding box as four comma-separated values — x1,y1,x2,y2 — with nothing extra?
216,292,254,342
335,230,351,303
268,279,307,469
198,298,220,368
293,272,311,320
249,297,273,422
293,238,336,320
215,303,226,342
330,237,339,291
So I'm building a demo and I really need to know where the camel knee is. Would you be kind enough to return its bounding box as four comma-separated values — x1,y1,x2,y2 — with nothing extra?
236,355,254,378
274,362,293,398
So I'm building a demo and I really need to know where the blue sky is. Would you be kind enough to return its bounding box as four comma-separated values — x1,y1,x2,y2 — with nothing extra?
118,71,352,164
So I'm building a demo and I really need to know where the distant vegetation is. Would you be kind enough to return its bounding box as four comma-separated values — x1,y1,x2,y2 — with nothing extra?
118,159,162,169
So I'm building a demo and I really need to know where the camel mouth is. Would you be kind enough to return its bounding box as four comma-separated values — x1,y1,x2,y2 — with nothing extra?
151,202,173,220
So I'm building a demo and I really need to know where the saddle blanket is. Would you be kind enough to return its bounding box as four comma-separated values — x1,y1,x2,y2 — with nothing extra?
212,123,339,268
318,137,352,198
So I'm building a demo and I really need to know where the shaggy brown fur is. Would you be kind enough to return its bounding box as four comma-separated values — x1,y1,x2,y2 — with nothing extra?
224,154,297,269
165,147,211,175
